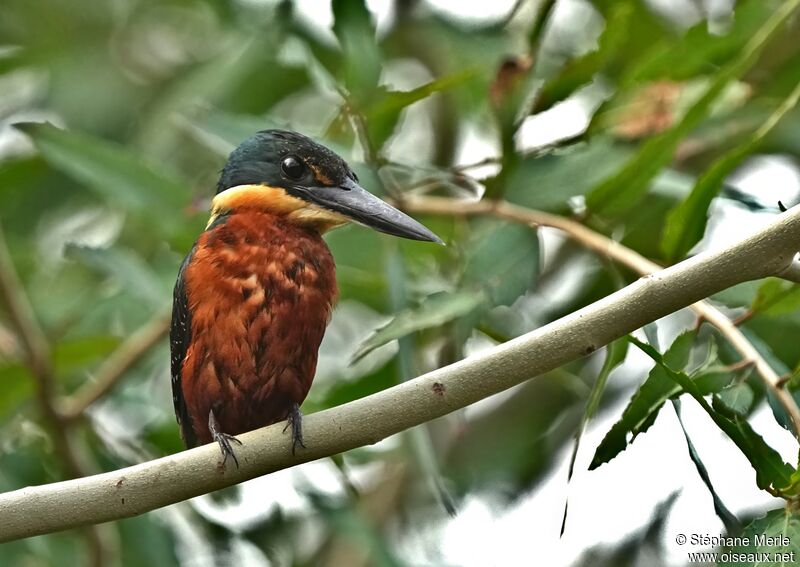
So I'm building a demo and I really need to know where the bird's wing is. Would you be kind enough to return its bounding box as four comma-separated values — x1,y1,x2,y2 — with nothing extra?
171,247,198,448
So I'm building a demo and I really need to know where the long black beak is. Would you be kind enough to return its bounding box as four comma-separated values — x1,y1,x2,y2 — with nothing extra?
295,178,444,244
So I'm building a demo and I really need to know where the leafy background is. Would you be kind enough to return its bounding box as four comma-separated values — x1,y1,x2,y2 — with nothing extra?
1,0,800,565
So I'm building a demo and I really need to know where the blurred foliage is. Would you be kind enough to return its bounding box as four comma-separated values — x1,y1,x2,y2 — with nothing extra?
2,0,800,565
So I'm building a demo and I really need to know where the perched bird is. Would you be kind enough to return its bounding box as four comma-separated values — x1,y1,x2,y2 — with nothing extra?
171,129,441,466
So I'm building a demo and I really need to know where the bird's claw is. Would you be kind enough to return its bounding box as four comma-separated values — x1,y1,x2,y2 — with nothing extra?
208,409,242,469
283,403,305,455
215,432,242,469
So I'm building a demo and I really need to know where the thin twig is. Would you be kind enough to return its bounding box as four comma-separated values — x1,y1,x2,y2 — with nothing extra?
334,85,384,168
732,310,755,327
59,311,171,420
725,359,755,373
0,229,52,383
386,132,585,177
529,0,557,47
399,196,800,441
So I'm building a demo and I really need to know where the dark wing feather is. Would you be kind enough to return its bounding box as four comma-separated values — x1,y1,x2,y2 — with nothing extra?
171,247,198,448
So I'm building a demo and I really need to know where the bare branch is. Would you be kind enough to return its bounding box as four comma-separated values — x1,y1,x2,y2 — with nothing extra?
0,225,54,386
2,203,800,542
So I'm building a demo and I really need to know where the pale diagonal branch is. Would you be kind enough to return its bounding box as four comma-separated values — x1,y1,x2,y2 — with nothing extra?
1,203,800,542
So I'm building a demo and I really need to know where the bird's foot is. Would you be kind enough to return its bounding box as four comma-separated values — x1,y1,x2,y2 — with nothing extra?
208,409,242,469
214,432,243,470
282,403,305,455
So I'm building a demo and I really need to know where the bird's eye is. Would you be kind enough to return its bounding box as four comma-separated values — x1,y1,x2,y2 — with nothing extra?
281,156,306,180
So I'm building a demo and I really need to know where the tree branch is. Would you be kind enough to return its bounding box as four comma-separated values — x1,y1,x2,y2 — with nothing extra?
1,204,800,542
400,196,800,440
0,228,53,384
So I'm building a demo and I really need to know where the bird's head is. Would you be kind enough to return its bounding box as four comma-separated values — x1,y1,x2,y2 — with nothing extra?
210,129,442,243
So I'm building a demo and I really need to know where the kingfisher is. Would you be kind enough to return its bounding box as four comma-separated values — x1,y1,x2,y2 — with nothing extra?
170,129,441,467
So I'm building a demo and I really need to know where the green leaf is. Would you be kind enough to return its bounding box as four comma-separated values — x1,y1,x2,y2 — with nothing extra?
618,0,774,85
693,370,738,395
727,508,800,566
751,279,800,317
462,219,539,306
0,47,26,77
585,340,630,422
364,71,475,151
184,112,282,154
563,338,627,533
718,381,756,416
53,335,120,375
662,80,800,261
367,72,475,120
214,56,309,116
630,336,793,491
673,398,740,534
590,331,696,469
586,0,800,216
15,123,189,212
505,138,632,212
313,359,398,413
352,290,485,363
0,363,33,420
326,226,389,310
533,2,636,113
713,281,763,309
735,328,798,432
65,245,169,308
332,0,381,98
